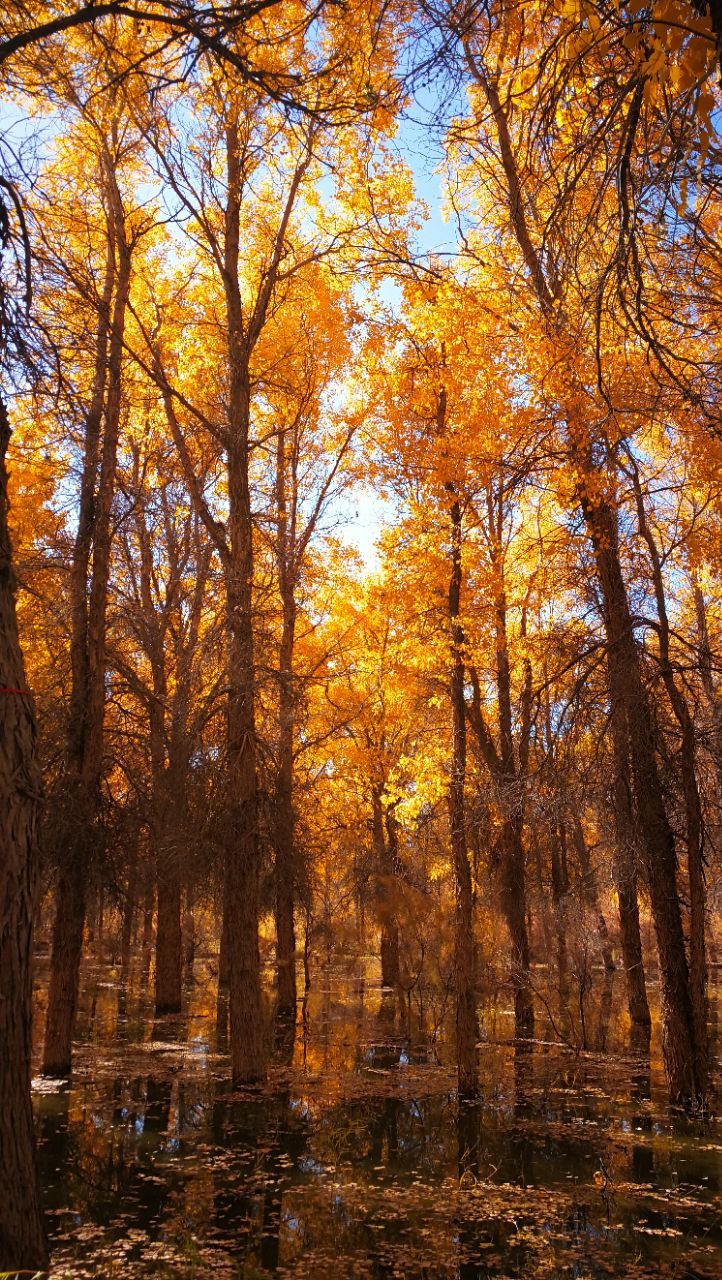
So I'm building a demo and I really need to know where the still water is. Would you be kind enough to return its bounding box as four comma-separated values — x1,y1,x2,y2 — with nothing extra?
31,957,721,1278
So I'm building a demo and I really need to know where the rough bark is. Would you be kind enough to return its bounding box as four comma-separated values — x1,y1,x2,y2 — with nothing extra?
155,864,182,1014
0,393,47,1269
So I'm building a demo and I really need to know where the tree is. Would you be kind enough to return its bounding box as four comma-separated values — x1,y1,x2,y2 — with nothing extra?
435,6,707,1104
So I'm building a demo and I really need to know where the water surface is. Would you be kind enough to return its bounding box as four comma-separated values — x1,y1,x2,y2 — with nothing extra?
32,957,722,1278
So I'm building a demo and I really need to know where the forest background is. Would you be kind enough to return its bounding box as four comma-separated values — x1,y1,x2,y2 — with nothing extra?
1,1,722,1271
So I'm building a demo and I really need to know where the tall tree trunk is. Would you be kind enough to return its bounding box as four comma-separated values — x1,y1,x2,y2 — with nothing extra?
609,700,651,1048
121,831,138,977
550,821,570,999
497,816,534,1035
448,484,478,1098
223,122,263,1083
152,780,183,1017
274,426,297,1020
531,831,554,961
95,884,105,955
137,499,183,1018
152,119,312,1084
223,432,264,1081
43,158,130,1076
141,863,155,983
492,551,534,1038
155,862,182,1014
582,490,703,1104
631,470,708,1088
0,393,47,1268
218,890,230,992
183,876,196,977
466,480,534,1040
154,754,182,1019
385,808,403,982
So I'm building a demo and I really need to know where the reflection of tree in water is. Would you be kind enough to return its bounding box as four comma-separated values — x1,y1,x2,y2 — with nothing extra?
513,1041,533,1118
211,1014,308,1273
35,1087,74,1225
36,1070,185,1244
457,1096,481,1280
260,1014,297,1271
456,1096,539,1280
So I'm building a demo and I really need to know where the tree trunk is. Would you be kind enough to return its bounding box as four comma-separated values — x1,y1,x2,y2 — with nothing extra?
609,701,651,1049
183,877,196,977
218,891,230,992
531,831,553,961
223,434,264,1081
121,832,138,977
95,884,105,955
0,393,47,1269
550,821,570,999
274,425,297,1019
467,479,534,1040
448,487,478,1098
43,147,130,1076
43,850,89,1075
155,857,182,1014
631,472,708,1089
141,867,155,983
582,490,703,1105
498,817,534,1035
222,120,265,1084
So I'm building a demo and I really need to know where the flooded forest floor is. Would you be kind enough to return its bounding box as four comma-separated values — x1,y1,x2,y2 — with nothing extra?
31,953,722,1279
